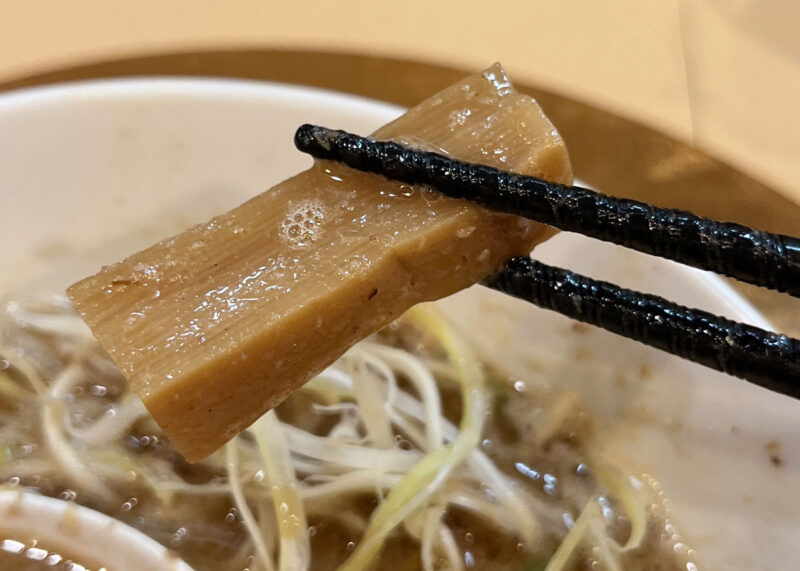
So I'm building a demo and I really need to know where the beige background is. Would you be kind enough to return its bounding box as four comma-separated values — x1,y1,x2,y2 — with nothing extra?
1,0,798,205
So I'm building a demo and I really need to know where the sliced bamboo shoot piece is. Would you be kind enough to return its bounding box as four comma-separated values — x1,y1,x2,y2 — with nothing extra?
67,64,572,461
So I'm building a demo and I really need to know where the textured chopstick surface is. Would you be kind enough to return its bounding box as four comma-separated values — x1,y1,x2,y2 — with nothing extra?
484,257,800,399
295,125,800,297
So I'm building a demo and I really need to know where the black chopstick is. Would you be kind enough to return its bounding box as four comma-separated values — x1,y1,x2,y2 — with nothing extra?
293,123,800,398
294,125,800,297
485,257,800,397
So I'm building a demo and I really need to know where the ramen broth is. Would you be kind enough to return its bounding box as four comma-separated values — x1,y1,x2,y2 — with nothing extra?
0,296,695,570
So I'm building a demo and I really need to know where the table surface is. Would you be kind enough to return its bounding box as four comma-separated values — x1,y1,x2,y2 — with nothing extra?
2,0,799,204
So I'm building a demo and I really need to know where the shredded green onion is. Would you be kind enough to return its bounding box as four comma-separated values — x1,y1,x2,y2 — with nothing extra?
0,294,670,571
227,441,275,571
252,411,310,571
339,304,486,570
590,460,647,551
544,500,601,571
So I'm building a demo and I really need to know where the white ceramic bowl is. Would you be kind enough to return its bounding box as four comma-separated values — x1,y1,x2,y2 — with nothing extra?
1,78,798,570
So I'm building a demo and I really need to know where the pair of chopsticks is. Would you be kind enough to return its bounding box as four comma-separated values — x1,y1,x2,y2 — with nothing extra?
294,124,800,399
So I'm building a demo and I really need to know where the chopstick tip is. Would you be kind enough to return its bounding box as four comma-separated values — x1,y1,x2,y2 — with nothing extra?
293,123,321,154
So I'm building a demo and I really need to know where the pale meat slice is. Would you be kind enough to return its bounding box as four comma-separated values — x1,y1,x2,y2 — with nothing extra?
67,63,573,461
